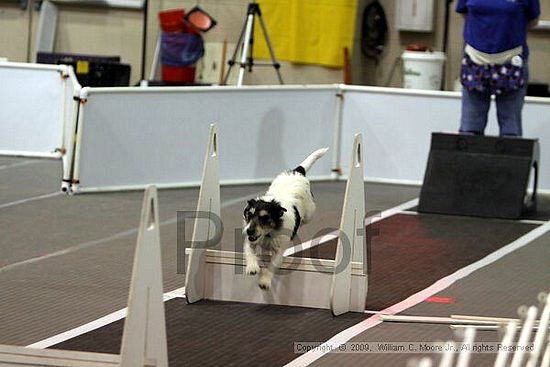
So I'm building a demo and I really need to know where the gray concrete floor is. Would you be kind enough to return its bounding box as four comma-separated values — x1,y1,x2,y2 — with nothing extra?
1,156,549,367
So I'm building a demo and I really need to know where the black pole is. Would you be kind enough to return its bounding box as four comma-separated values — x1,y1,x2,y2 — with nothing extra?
247,3,260,72
441,0,452,90
442,0,452,55
140,0,148,81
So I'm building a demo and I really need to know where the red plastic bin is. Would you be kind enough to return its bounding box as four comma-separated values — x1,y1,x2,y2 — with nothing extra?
162,65,196,83
159,9,186,32
159,9,199,34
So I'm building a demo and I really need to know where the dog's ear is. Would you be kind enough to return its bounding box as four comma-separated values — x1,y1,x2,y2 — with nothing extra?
244,199,255,219
270,199,287,217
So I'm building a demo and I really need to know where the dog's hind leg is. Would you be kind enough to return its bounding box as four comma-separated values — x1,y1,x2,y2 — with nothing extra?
244,241,260,275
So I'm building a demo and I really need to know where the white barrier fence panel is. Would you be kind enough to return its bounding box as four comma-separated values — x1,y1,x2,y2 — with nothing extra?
340,86,550,191
0,61,80,159
70,85,338,193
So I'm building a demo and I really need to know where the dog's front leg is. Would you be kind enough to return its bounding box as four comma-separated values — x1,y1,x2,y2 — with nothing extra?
258,237,287,290
244,240,260,275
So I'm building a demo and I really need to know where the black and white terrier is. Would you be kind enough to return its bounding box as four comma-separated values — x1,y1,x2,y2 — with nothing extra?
243,147,329,290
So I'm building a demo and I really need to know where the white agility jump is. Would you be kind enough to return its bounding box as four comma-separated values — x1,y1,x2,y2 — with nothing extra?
185,124,368,316
0,186,168,367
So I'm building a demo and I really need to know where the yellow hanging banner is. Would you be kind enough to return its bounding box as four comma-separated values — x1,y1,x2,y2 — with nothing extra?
253,0,358,68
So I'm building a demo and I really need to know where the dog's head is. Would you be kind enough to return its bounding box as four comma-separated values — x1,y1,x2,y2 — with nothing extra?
243,198,287,243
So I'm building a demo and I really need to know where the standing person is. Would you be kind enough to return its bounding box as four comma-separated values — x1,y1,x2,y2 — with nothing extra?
457,0,540,137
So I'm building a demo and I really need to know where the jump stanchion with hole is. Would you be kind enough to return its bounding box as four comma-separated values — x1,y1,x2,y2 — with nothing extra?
185,124,221,304
0,186,168,367
120,186,168,367
330,133,367,316
184,131,368,315
223,1,283,86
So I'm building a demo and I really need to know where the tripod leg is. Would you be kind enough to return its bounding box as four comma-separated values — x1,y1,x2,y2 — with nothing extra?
224,17,247,85
257,12,284,84
237,13,255,86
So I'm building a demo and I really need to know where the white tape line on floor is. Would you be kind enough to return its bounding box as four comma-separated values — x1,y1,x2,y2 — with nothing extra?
0,160,39,171
0,191,62,210
26,287,186,349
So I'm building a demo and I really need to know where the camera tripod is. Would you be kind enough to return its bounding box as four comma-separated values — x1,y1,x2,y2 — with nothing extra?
224,2,283,86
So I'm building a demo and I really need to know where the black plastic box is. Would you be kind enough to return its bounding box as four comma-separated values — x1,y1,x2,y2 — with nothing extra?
37,52,130,87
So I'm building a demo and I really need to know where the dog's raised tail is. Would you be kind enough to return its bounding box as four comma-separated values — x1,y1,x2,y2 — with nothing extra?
294,147,329,175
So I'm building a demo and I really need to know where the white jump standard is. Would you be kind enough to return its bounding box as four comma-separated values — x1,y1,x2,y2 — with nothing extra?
0,186,168,367
185,124,368,316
